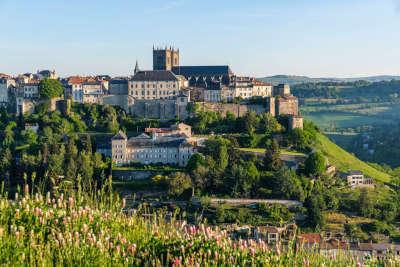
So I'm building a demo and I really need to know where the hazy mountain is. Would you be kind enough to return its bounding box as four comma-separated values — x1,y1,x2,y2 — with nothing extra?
260,75,400,85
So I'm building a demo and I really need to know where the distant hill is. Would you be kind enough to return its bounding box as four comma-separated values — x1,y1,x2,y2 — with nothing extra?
260,75,400,85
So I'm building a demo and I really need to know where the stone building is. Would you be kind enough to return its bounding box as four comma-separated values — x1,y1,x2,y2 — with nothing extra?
145,123,192,138
252,80,273,97
273,84,291,97
153,47,180,71
111,127,196,167
0,77,15,107
128,70,188,100
275,95,299,116
109,78,128,95
288,115,304,130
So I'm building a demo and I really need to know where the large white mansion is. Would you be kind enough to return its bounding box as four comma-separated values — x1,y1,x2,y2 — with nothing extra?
111,123,196,167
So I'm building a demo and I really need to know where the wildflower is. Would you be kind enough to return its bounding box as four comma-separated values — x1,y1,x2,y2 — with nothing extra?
68,197,74,208
24,184,29,196
172,257,181,267
122,198,126,209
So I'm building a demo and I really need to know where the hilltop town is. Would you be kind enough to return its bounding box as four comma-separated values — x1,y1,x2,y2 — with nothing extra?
0,47,399,263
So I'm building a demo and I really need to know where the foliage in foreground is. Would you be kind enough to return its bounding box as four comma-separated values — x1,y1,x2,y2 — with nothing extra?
0,187,395,266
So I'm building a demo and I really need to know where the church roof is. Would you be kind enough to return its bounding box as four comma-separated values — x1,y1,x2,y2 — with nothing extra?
131,70,178,82
172,65,233,77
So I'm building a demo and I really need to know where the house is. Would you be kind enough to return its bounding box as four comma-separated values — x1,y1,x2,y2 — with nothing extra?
297,233,322,249
82,80,106,104
145,123,192,138
344,170,374,188
111,127,196,167
254,226,286,244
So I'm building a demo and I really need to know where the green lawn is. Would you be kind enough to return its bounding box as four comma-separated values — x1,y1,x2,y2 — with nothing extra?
238,147,306,156
315,133,391,183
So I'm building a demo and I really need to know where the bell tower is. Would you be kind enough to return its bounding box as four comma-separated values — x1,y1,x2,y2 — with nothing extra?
153,46,179,71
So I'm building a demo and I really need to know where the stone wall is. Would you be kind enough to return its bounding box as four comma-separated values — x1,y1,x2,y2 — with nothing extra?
129,97,189,120
197,102,272,117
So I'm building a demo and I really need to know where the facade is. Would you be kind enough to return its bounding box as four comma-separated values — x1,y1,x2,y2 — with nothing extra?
82,80,105,104
252,80,273,97
111,127,196,167
109,78,128,95
66,76,85,103
22,82,40,99
128,70,188,100
153,47,180,71
232,76,253,99
0,78,15,106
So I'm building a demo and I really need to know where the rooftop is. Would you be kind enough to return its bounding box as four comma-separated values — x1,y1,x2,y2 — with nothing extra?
131,70,179,82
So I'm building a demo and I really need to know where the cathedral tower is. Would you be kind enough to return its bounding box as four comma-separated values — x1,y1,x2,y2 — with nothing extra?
153,46,179,71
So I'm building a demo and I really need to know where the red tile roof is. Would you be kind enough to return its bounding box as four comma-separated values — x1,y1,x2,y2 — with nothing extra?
298,233,322,244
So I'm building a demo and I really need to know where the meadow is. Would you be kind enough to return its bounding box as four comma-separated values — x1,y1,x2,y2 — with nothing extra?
301,102,400,131
0,184,394,267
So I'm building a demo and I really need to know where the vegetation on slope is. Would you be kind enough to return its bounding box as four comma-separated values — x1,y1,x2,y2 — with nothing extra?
315,132,391,183
0,187,389,266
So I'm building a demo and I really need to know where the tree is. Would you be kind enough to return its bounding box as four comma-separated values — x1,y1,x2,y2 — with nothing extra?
263,139,282,171
186,153,205,173
167,172,192,197
358,188,375,218
2,121,16,148
39,78,63,99
304,151,326,177
204,137,230,171
305,194,325,229
258,113,282,136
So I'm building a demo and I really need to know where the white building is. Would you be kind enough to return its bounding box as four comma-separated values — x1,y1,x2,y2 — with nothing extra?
22,82,40,99
252,80,273,97
112,125,196,167
82,80,105,104
128,70,188,100
345,170,374,188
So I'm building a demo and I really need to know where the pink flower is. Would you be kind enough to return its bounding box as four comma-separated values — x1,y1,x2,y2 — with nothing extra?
172,257,181,267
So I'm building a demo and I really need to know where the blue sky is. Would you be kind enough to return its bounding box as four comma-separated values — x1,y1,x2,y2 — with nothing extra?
0,0,399,77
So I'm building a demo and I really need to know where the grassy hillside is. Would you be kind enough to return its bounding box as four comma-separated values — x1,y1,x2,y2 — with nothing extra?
316,133,391,183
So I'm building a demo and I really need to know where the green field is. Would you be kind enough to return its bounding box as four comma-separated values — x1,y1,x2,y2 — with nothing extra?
238,147,306,156
315,133,391,183
301,102,400,131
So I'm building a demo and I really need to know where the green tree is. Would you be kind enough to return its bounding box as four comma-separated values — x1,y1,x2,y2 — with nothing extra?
263,139,282,171
39,78,63,99
186,153,205,173
304,151,326,177
305,194,325,229
167,172,192,197
358,188,375,218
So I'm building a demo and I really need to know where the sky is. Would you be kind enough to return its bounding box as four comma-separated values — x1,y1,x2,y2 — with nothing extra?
0,0,399,78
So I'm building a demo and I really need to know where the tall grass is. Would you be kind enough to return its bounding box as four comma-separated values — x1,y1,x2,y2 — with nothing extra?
0,182,395,266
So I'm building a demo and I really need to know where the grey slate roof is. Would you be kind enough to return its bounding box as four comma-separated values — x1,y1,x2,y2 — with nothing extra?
172,65,233,77
112,130,127,140
131,70,178,82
